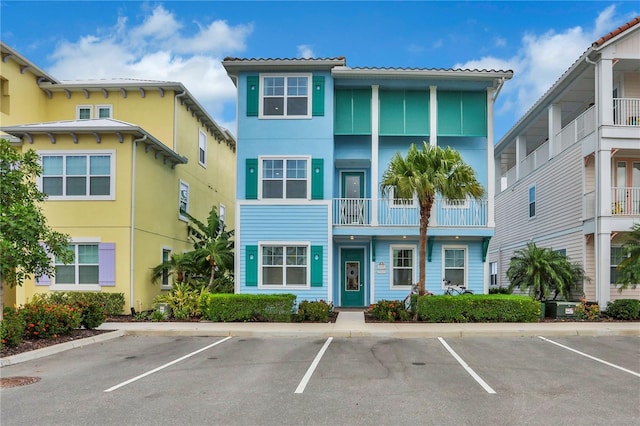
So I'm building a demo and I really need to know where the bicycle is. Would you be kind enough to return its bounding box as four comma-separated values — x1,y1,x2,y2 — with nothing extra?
443,279,474,295
403,283,420,310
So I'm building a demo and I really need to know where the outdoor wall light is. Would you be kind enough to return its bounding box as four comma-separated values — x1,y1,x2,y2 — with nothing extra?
349,236,355,240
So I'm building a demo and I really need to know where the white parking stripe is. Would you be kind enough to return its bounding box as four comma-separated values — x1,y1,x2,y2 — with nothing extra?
104,336,233,392
438,337,496,394
537,336,640,378
295,337,333,394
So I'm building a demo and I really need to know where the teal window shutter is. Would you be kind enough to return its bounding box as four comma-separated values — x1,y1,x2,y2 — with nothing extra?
311,246,323,287
246,75,259,116
311,158,324,200
246,158,258,199
246,245,258,286
312,76,325,116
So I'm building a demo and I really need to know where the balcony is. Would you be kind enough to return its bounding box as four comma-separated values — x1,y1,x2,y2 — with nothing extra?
333,198,488,227
612,187,640,216
613,98,640,126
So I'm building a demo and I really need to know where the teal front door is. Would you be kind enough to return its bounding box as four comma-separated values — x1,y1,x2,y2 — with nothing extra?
341,248,365,307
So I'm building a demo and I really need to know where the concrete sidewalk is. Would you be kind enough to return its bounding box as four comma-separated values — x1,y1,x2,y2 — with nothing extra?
2,311,638,367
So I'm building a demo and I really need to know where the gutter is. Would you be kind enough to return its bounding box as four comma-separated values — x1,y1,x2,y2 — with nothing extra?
130,134,147,314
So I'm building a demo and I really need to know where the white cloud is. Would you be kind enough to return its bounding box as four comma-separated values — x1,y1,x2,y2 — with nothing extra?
298,45,315,58
46,4,252,129
455,5,625,121
494,37,506,48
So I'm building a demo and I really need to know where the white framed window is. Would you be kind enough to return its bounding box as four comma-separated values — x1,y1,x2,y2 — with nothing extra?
610,246,627,284
219,204,226,226
442,246,467,288
259,243,309,288
39,150,115,200
198,129,207,167
260,157,309,199
96,105,113,118
489,261,498,286
76,105,92,120
259,74,311,118
528,185,536,218
179,180,189,220
390,245,416,287
161,248,172,288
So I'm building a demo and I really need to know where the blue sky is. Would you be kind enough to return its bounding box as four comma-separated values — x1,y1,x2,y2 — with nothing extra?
1,1,638,140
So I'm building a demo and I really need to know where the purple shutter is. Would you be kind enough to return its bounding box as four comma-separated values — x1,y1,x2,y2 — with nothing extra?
98,243,116,286
36,243,52,285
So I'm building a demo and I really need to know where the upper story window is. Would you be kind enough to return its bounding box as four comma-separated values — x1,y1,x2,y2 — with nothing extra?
77,105,92,120
179,180,190,221
198,129,207,167
96,105,113,118
261,157,308,199
528,185,536,218
40,151,114,200
260,74,311,118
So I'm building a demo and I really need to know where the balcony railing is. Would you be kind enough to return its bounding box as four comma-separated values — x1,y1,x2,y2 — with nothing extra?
333,198,488,227
612,187,640,215
613,98,640,126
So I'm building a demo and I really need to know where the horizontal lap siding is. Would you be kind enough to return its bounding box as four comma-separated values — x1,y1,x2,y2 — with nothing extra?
239,204,329,301
489,143,585,287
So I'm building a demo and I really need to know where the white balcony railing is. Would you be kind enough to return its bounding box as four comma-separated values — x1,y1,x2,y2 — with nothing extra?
613,98,640,126
333,198,488,227
612,187,640,215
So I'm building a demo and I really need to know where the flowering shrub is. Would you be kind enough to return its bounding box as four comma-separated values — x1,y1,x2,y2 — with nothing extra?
368,300,411,322
1,307,26,348
575,296,600,321
297,300,334,322
21,301,82,339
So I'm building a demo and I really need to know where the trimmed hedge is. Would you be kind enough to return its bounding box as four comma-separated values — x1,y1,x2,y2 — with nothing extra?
417,294,540,323
43,292,125,316
605,299,640,320
200,294,296,322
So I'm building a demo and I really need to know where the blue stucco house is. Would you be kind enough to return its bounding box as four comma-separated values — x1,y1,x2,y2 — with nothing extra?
222,57,512,307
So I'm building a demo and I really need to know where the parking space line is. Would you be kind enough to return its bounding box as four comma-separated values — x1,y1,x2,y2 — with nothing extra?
537,336,640,378
438,337,496,394
104,336,233,392
295,337,333,394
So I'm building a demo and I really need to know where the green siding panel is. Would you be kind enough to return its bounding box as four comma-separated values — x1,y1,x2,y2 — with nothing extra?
437,91,462,136
312,76,325,116
379,90,405,135
245,158,258,200
311,246,323,287
352,89,371,134
246,76,259,117
246,245,258,286
311,158,324,200
461,91,487,136
334,90,354,134
405,91,429,135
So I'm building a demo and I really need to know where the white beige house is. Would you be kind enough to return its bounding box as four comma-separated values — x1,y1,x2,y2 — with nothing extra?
488,17,640,307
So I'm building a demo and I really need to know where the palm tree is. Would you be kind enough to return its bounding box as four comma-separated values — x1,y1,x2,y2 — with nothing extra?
150,252,199,285
616,222,640,290
507,242,585,301
185,206,234,289
380,142,484,294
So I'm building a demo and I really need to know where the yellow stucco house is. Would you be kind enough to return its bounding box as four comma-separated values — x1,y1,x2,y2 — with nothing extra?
1,42,236,313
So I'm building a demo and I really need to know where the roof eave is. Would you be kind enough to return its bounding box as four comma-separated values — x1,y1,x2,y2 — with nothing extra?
222,58,347,75
331,67,513,81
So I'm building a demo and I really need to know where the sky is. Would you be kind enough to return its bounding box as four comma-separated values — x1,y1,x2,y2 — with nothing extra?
1,1,638,141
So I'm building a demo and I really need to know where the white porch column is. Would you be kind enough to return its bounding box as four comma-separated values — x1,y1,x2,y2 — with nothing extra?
597,58,614,126
486,87,496,228
429,86,438,146
515,135,526,180
595,145,612,307
548,103,562,158
595,231,611,307
371,85,379,226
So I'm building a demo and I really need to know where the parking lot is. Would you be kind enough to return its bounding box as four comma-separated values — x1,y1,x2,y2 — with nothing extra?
2,335,639,425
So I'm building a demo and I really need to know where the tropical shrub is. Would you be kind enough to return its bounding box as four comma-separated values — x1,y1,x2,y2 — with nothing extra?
21,300,82,338
605,299,640,320
153,282,208,320
1,307,26,348
200,294,296,322
297,300,334,322
615,223,640,290
417,294,540,323
575,302,600,321
368,300,411,322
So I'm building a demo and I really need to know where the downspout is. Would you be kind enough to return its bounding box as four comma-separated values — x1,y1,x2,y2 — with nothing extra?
130,134,147,314
174,91,187,151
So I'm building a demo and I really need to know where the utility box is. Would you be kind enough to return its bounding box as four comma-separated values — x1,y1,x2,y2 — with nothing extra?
156,303,171,317
545,301,579,319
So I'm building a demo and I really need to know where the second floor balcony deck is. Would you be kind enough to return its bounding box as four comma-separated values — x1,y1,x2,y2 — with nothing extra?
333,197,488,227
